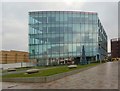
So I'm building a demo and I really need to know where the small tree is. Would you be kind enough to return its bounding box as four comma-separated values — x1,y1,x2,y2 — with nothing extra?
80,45,87,65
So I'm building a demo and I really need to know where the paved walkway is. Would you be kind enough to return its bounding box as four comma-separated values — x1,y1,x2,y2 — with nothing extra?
2,62,118,89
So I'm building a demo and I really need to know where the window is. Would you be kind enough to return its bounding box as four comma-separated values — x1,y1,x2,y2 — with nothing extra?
64,13,68,23
68,44,72,52
59,12,64,23
73,24,80,33
34,17,47,23
48,17,56,23
73,44,76,52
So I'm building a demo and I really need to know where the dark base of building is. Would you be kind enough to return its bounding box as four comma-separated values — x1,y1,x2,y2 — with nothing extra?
31,56,99,66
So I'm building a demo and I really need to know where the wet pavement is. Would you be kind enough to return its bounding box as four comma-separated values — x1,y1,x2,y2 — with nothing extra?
2,61,118,89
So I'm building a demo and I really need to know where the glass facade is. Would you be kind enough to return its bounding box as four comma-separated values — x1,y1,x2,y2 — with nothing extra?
29,11,107,65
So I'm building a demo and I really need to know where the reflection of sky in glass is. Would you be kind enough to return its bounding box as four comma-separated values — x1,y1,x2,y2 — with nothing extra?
29,11,107,61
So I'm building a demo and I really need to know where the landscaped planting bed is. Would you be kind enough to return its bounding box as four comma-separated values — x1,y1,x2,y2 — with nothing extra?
2,63,99,78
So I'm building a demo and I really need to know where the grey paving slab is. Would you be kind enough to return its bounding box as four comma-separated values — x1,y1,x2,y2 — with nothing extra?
2,62,118,89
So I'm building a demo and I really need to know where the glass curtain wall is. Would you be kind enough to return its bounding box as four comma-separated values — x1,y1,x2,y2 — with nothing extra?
29,11,107,65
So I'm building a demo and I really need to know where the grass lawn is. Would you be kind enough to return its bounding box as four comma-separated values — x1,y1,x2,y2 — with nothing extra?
1,65,64,73
2,63,99,78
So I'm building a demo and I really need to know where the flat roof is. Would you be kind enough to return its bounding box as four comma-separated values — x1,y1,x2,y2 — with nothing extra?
29,10,97,14
0,50,28,53
111,38,120,41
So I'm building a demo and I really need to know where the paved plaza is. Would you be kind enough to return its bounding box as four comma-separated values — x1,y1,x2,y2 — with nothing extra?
2,61,118,89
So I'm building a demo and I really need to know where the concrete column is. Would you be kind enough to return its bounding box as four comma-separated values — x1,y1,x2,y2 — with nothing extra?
58,60,59,65
64,60,65,64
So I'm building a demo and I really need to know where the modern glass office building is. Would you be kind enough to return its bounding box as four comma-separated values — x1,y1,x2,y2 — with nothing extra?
29,11,107,65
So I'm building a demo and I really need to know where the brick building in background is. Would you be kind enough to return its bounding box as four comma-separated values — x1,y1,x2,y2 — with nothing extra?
111,38,120,60
0,50,30,64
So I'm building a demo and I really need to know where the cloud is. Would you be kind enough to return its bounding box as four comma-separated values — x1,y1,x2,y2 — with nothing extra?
2,3,28,51
78,2,118,52
0,3,2,50
2,2,118,52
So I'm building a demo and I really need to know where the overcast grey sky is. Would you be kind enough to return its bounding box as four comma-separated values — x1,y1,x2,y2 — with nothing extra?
2,2,118,52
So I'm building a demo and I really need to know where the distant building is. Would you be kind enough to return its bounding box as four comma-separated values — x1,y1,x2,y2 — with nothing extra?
0,50,30,64
111,38,120,60
29,11,107,66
